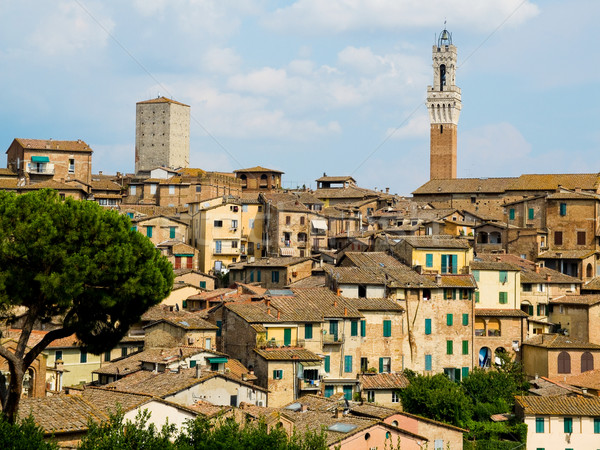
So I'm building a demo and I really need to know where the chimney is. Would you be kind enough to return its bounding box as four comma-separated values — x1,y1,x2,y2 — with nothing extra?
196,364,202,378
336,289,341,296
344,307,348,316
267,307,271,316
265,299,270,308
546,274,552,282
335,407,344,419
334,299,338,307
385,187,389,194
496,256,501,262
535,264,540,274
277,309,281,320
435,273,442,285
301,404,308,412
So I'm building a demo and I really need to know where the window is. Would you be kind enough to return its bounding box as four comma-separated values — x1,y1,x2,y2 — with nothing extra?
425,354,432,371
216,321,222,337
351,321,358,336
121,347,128,357
535,417,544,433
361,357,368,373
383,320,392,337
344,355,352,373
499,292,508,304
242,204,248,212
509,208,515,220
461,367,469,380
249,271,254,282
462,313,469,326
271,270,280,283
257,270,261,282
200,281,206,289
324,355,330,373
499,271,508,283
231,219,238,229
446,314,453,326
558,351,571,374
472,270,480,282
232,241,238,248
528,208,534,220
104,351,111,362
130,185,136,195
286,216,291,225
581,352,594,372
150,183,157,194
523,283,532,292
425,253,433,268
300,216,305,225
577,231,586,245
169,227,176,239
462,340,469,355
554,230,563,245
55,350,63,362
446,340,453,355
444,289,455,300
441,254,458,274
273,370,283,380
594,417,600,433
379,357,391,373
169,185,175,194
367,390,375,402
475,291,480,303
391,391,400,403
360,320,366,337
249,219,255,229
305,324,313,340
80,349,87,363
196,185,202,193
146,226,153,238
68,158,75,173
215,240,222,254
563,417,572,433
214,220,223,227
425,318,432,335
205,338,211,349
559,202,567,216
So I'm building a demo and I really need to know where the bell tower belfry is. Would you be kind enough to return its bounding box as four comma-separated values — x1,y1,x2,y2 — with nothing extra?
427,27,461,180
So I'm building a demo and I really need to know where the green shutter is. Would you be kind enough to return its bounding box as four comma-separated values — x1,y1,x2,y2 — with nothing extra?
324,355,330,373
509,208,515,220
462,313,469,326
529,305,534,315
146,226,153,238
564,417,572,433
284,328,292,346
305,324,313,340
379,357,384,373
472,270,480,282
451,255,457,274
447,314,453,326
383,320,392,337
257,270,261,282
446,340,453,355
189,360,196,368
452,289,457,300
182,300,187,308
461,367,469,379
441,255,448,273
426,253,433,268
560,203,567,216
536,417,545,433
200,281,206,289
499,271,508,283
594,417,600,433
351,321,358,336
216,321,222,337
425,318,432,335
360,320,366,337
528,208,534,220
425,354,432,371
475,291,480,303
499,292,508,304
462,340,469,355
169,227,175,239
344,355,352,373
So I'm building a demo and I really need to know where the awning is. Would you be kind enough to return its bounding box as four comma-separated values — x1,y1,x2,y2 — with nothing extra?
301,361,321,367
175,254,194,257
311,219,328,231
280,247,294,256
31,156,49,162
207,357,228,364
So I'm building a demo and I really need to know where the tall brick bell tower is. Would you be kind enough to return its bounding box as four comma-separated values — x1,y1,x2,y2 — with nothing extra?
427,27,461,180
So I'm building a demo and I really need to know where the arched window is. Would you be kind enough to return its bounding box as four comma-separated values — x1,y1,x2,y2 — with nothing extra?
487,319,501,337
440,64,446,90
475,318,486,336
557,351,571,374
582,352,594,372
259,174,268,188
240,174,247,188
586,263,593,278
479,347,491,368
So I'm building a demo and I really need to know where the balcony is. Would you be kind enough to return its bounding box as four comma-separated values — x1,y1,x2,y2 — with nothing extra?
323,335,344,345
213,247,240,256
298,378,321,391
257,338,305,349
26,163,54,175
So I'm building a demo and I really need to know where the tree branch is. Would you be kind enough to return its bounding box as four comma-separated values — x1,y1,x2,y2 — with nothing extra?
23,327,74,369
0,344,18,367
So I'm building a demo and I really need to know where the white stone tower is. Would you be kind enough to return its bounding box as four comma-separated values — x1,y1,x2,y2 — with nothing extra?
135,96,190,176
427,28,462,180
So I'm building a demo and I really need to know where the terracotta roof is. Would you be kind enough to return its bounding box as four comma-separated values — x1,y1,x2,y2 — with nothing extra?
314,186,378,200
506,173,599,192
189,400,232,417
91,179,122,191
81,387,153,415
340,252,405,268
233,256,312,268
343,298,404,312
470,261,519,271
16,179,88,191
93,347,204,376
287,275,326,288
177,168,207,177
538,249,597,260
225,358,258,381
421,274,477,288
474,308,529,318
515,394,600,416
17,395,106,435
412,177,516,195
523,334,600,349
398,236,470,249
350,404,467,432
358,373,410,390
234,166,284,174
141,307,218,330
477,253,581,284
0,168,17,176
583,277,600,291
549,295,600,306
136,96,189,107
546,191,600,200
528,377,587,397
316,175,356,183
14,138,92,153
254,347,321,361
557,369,600,391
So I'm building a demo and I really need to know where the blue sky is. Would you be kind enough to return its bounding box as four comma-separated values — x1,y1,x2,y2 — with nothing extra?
0,0,597,195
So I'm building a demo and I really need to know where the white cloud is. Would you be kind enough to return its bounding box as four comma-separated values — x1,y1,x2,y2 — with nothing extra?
27,2,113,57
263,0,539,35
202,47,242,74
385,112,429,140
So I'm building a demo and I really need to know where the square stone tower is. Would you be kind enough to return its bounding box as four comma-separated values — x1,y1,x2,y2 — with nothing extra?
135,96,190,176
426,28,461,180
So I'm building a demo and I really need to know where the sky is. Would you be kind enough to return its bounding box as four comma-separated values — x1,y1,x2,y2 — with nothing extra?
0,0,598,196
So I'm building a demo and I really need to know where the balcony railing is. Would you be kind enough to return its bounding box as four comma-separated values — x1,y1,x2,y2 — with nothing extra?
26,163,55,175
256,338,305,349
298,379,321,390
323,335,344,345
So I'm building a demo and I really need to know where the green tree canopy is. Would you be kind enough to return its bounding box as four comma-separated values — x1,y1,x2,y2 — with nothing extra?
0,189,173,422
